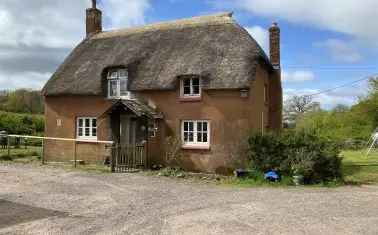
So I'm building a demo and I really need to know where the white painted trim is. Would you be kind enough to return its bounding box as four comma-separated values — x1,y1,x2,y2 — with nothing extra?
76,117,97,140
181,120,210,148
180,77,201,98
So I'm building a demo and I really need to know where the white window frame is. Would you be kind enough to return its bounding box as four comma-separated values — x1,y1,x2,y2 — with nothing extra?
77,117,97,140
181,120,210,148
107,69,130,99
180,77,201,97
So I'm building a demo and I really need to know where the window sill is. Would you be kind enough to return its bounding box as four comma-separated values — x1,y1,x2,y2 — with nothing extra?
76,138,98,143
179,96,202,102
182,145,210,150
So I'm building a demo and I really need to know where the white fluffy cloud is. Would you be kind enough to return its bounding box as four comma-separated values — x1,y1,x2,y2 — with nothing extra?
282,70,315,82
314,39,363,63
102,0,151,29
0,0,150,90
246,26,269,53
213,0,378,45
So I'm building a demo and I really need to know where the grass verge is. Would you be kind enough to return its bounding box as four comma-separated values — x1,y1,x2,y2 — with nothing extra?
342,150,378,185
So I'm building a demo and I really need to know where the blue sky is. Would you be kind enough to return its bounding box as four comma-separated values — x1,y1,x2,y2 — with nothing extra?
0,0,377,109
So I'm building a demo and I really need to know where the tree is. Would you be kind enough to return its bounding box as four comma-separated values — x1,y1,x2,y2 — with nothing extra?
283,95,320,128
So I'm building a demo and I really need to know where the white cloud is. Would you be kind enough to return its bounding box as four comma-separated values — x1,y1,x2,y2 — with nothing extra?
246,26,268,53
102,0,151,29
314,39,363,63
282,70,315,82
0,0,151,90
212,0,378,45
0,71,51,90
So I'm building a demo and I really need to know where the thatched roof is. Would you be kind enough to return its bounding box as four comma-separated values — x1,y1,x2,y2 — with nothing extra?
42,12,272,96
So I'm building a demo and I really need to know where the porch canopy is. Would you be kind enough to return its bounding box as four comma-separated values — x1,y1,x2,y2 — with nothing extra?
99,99,163,119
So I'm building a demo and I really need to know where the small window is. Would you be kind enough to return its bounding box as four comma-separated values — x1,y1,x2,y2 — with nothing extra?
107,69,129,99
181,120,210,148
181,77,201,97
77,117,97,140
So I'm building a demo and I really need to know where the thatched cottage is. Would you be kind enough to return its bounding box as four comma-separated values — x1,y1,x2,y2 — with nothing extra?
42,0,282,173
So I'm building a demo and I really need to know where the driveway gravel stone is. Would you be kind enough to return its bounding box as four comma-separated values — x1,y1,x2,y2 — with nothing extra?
0,163,377,235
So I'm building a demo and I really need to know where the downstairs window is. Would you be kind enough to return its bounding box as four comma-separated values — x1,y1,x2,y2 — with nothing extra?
77,117,97,140
181,120,210,148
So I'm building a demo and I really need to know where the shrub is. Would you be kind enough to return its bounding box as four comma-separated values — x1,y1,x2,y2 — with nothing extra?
247,130,342,183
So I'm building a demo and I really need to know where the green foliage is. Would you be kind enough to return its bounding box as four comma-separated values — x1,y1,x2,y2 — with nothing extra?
295,77,378,146
0,111,44,135
158,167,186,178
247,130,342,184
0,89,43,114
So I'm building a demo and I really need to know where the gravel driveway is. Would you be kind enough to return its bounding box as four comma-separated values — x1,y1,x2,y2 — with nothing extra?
0,163,377,235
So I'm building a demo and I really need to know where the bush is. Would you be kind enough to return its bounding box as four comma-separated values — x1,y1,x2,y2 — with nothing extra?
248,130,342,184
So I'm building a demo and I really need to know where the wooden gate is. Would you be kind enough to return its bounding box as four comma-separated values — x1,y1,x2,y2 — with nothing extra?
111,144,147,172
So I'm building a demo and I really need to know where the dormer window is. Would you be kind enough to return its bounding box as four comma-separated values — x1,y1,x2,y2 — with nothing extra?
107,68,129,99
180,77,201,99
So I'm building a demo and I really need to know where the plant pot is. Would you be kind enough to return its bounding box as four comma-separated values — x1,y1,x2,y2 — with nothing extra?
293,175,304,186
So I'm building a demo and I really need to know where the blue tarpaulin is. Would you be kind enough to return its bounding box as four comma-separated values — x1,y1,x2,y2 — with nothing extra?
264,170,280,182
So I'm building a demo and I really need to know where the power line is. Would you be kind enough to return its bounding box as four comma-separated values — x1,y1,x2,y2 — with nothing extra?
303,75,374,98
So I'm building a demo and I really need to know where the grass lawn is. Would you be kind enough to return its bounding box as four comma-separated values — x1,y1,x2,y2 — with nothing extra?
342,150,378,185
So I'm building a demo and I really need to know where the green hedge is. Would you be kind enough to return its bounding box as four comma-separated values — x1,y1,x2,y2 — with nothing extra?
248,130,342,184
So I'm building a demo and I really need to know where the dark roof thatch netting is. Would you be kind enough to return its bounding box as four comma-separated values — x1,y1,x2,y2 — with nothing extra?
42,13,271,96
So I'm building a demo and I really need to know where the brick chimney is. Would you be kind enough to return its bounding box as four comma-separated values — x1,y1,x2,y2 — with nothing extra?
86,0,102,37
269,22,280,69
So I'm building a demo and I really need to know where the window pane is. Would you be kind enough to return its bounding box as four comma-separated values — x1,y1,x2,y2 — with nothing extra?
78,119,83,127
203,122,207,131
85,128,90,136
119,69,128,78
109,80,118,97
184,122,188,131
184,132,188,142
192,85,200,95
197,122,202,132
192,78,200,86
203,133,208,142
109,71,118,79
78,127,83,136
85,119,90,127
92,118,97,128
197,132,202,142
188,132,193,142
120,79,128,96
183,86,191,95
183,79,191,86
92,128,97,137
189,122,194,131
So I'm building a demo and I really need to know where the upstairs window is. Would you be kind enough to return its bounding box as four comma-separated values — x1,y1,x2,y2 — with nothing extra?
77,117,97,140
107,68,129,99
181,77,201,97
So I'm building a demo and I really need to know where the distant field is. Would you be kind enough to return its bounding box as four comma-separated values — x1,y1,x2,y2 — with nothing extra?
342,150,378,184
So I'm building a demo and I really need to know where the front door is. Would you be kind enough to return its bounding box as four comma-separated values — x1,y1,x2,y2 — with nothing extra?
120,115,136,146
